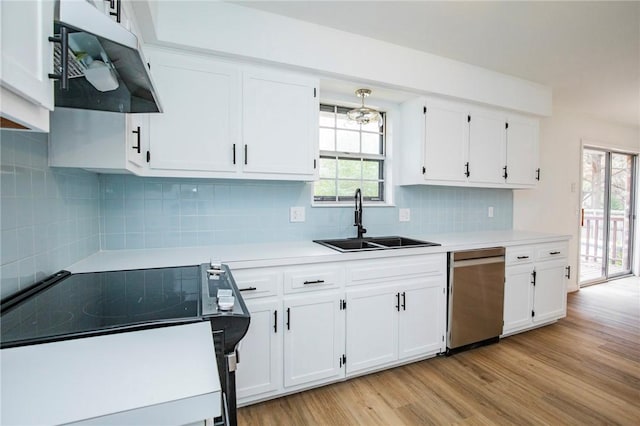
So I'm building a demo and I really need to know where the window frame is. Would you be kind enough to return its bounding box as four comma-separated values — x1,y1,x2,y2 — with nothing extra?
313,103,388,205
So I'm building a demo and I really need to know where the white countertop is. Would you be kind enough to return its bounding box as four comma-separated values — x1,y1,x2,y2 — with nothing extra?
68,230,570,273
1,322,221,426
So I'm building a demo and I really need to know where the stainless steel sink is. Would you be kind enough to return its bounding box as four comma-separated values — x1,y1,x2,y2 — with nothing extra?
314,236,440,252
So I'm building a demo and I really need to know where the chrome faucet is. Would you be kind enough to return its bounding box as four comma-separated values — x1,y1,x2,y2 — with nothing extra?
354,188,367,239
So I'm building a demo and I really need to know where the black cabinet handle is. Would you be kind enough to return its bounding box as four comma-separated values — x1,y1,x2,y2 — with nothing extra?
550,251,561,255
465,162,470,178
395,292,400,312
503,165,508,180
286,307,290,330
536,168,541,181
131,126,141,154
531,270,537,286
565,266,571,279
232,143,236,165
517,255,529,259
239,287,257,292
48,26,69,90
303,279,325,285
274,310,277,333
339,356,342,368
107,0,121,23
244,144,248,165
401,292,406,311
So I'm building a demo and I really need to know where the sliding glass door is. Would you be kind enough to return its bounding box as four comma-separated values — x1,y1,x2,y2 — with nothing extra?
580,148,636,285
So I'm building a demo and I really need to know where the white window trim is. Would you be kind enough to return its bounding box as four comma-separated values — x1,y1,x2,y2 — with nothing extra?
312,94,396,208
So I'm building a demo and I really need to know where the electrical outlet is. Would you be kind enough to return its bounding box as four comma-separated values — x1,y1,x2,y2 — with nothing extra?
488,206,494,218
399,208,411,222
290,206,305,223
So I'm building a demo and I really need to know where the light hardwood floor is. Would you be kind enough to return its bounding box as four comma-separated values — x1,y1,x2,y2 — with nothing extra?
238,276,640,425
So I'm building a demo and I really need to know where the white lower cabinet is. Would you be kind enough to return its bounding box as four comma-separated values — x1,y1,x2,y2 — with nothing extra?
503,242,569,336
346,276,445,376
283,292,345,388
236,298,282,401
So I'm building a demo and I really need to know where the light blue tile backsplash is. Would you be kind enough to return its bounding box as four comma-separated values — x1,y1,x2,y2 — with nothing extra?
0,130,101,298
0,128,511,299
99,175,512,250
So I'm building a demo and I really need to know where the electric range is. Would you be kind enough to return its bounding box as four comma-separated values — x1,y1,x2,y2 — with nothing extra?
0,262,250,426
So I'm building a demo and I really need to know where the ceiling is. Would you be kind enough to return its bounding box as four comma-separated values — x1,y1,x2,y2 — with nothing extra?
234,1,639,127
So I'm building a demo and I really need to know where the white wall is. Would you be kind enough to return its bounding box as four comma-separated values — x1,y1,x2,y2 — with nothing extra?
132,1,551,116
513,108,640,291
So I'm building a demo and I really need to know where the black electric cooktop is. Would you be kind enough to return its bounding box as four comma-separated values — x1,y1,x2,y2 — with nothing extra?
1,265,202,348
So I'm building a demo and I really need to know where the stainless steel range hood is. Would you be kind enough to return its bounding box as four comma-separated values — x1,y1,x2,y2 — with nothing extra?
52,0,161,113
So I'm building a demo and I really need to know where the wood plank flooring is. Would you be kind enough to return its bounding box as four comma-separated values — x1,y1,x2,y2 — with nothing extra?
238,276,640,425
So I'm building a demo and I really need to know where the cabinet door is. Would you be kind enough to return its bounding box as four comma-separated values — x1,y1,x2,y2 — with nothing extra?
533,260,567,324
398,276,445,359
127,114,149,169
468,109,506,184
505,116,539,186
236,299,282,400
424,100,469,183
345,285,398,375
147,49,240,173
284,293,344,388
0,0,54,110
503,264,535,334
242,69,318,177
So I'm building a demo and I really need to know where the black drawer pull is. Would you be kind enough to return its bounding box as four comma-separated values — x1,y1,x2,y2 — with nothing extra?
239,287,257,292
274,310,277,333
131,126,141,153
517,255,530,259
550,251,561,255
303,279,325,285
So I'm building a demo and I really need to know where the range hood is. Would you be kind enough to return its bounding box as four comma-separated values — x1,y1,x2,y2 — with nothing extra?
52,0,161,113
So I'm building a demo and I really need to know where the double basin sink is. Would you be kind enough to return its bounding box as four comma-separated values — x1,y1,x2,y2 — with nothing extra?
314,236,440,252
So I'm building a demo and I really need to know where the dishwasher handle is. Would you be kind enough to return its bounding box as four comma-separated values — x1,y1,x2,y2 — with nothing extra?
453,255,505,268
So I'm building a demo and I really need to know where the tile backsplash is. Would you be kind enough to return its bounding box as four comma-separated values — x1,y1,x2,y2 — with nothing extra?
99,175,512,250
0,131,101,298
0,129,511,299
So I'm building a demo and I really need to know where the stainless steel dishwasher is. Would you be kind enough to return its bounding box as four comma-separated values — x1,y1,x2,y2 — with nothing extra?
447,247,505,354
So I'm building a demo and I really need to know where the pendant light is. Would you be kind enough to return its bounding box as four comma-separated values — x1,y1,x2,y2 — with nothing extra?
346,88,382,126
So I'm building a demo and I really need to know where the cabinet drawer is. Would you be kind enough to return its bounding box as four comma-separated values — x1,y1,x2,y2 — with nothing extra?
283,266,344,294
506,247,534,265
231,269,281,299
535,243,568,261
347,254,446,286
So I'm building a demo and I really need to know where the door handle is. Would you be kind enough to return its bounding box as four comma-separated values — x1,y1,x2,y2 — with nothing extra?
286,307,290,330
274,310,278,333
131,126,141,153
581,208,585,227
401,292,406,311
395,292,400,312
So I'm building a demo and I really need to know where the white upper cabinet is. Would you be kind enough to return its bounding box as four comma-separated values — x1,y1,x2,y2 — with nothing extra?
399,96,539,189
0,0,54,131
49,108,149,175
505,115,540,185
467,108,506,185
423,99,469,183
146,48,240,173
242,69,318,178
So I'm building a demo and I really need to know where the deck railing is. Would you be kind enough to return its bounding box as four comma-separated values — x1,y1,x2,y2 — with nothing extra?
581,209,629,270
